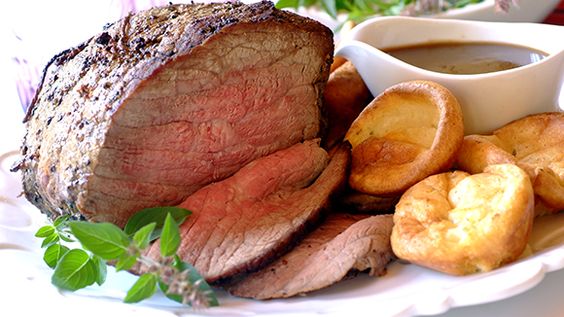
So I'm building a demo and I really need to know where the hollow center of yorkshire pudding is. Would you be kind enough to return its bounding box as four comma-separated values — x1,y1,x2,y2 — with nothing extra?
348,94,439,150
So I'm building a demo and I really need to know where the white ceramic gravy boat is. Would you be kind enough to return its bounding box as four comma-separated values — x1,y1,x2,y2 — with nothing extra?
336,17,564,134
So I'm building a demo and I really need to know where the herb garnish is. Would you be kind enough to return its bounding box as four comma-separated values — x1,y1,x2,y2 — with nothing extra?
275,0,512,24
35,207,218,308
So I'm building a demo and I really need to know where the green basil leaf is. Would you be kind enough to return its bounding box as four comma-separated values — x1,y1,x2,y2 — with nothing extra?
133,222,156,250
52,249,98,291
124,273,158,303
35,225,55,238
43,244,70,268
58,230,75,243
160,213,180,257
69,222,129,260
115,253,138,272
53,215,70,228
91,255,107,285
124,207,191,241
41,232,60,248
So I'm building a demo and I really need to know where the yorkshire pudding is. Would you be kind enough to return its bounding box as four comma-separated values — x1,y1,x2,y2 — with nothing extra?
345,80,464,195
456,112,564,214
323,61,372,149
391,164,535,275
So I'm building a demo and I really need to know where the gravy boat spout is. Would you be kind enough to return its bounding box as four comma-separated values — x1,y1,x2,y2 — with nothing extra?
336,17,564,134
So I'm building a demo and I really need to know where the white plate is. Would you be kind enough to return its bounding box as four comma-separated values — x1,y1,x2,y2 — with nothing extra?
1,2,562,315
1,149,563,317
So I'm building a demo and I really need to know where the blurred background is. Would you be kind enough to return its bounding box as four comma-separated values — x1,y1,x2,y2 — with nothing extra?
0,0,171,151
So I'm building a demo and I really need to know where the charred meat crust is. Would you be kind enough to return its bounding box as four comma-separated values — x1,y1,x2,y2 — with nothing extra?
23,1,333,124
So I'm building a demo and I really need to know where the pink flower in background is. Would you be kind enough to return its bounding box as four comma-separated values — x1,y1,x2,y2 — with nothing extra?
11,0,169,112
495,0,520,12
12,35,41,112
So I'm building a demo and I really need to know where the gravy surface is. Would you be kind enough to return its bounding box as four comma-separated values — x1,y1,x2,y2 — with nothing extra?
384,41,547,75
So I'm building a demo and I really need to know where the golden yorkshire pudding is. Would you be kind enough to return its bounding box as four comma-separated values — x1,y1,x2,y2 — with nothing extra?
323,61,372,149
456,112,564,214
391,164,535,276
345,80,464,195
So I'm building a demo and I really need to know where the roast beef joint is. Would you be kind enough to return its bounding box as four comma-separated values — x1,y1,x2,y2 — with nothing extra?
16,1,334,227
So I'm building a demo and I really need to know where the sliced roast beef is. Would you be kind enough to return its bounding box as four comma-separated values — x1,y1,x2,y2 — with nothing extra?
227,213,394,299
15,1,333,226
143,141,350,282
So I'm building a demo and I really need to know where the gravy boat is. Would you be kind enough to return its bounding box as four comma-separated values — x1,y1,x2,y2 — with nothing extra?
336,17,564,134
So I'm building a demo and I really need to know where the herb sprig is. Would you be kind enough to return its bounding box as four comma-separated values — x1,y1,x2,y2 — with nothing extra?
35,207,218,308
275,0,508,24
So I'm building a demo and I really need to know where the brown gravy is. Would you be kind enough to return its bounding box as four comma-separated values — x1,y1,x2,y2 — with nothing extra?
383,41,547,75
